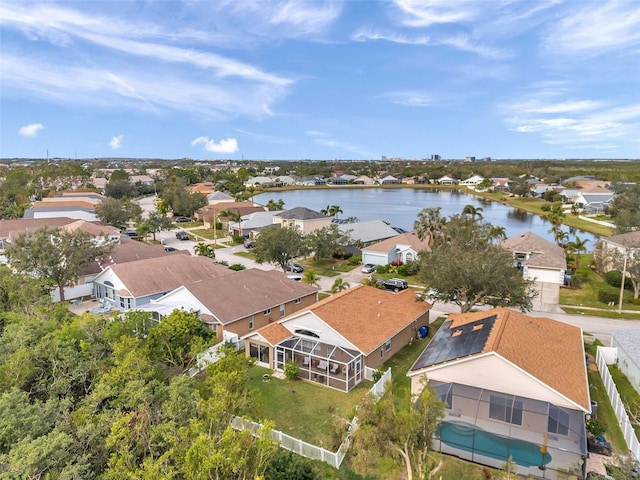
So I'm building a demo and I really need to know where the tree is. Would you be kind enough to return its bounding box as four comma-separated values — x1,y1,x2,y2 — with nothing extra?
7,227,113,302
302,269,320,287
417,216,535,313
136,221,151,240
144,211,174,241
568,235,589,271
194,242,216,259
350,384,445,480
305,224,352,261
546,204,566,245
461,204,483,220
145,310,213,370
95,197,142,228
105,171,136,199
320,204,343,218
266,198,285,211
413,207,446,246
253,227,309,272
330,278,350,293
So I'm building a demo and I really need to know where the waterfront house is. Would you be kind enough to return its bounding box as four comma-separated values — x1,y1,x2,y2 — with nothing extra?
272,207,331,235
361,231,430,266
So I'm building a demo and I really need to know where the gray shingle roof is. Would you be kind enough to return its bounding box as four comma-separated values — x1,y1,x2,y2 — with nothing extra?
501,231,567,270
612,330,640,367
276,207,327,220
338,219,399,244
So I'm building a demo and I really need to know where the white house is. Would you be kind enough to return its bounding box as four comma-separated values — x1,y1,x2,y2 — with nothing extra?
437,175,458,185
611,330,640,396
501,231,567,312
459,174,485,187
361,232,429,266
408,308,590,478
272,207,331,235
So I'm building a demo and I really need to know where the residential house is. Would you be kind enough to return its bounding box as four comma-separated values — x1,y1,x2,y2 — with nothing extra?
206,191,235,205
136,269,319,341
92,255,232,311
245,175,296,188
23,192,106,221
228,210,283,238
611,330,640,396
328,174,356,185
597,231,640,273
352,175,375,185
377,174,401,185
491,177,512,191
129,175,155,186
244,285,431,392
186,182,215,195
572,192,615,214
195,202,265,229
501,231,566,312
408,308,590,478
337,219,400,251
437,175,458,185
361,231,429,266
272,207,331,235
460,174,485,188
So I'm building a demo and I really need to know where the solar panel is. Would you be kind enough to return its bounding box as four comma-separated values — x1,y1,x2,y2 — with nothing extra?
411,315,497,371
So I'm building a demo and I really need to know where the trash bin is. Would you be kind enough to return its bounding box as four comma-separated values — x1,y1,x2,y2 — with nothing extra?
418,326,429,339
590,401,598,418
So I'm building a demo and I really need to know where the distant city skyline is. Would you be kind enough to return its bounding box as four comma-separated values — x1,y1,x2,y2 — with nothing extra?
1,1,639,160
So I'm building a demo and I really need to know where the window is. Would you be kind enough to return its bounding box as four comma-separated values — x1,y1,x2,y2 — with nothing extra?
380,347,385,358
280,304,285,317
263,308,271,315
295,297,301,304
547,405,570,436
249,315,254,329
489,394,523,425
385,340,392,351
295,329,319,338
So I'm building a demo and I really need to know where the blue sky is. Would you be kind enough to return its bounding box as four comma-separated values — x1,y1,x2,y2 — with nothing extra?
1,1,639,160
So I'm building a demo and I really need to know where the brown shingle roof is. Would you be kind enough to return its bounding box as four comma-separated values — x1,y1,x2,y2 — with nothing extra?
363,231,430,254
448,308,589,411
606,231,640,248
259,322,295,345
61,220,120,236
185,269,318,324
107,255,232,297
501,231,566,269
307,285,430,355
31,200,97,210
0,218,76,239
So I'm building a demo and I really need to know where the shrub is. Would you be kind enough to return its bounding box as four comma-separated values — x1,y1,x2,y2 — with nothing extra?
604,270,632,289
390,260,404,267
284,360,300,380
586,418,607,437
348,254,361,265
232,234,244,244
540,203,551,212
229,263,245,271
571,271,589,288
397,264,409,276
376,264,390,274
598,290,618,304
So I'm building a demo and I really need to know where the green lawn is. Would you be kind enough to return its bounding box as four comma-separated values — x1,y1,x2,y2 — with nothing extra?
608,364,640,438
302,258,356,277
189,228,226,241
244,365,371,449
585,342,628,453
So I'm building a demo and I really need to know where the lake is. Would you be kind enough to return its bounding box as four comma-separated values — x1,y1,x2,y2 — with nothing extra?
254,188,599,250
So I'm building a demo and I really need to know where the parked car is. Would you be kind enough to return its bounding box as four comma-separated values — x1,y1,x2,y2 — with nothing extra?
164,246,176,252
287,262,304,273
123,231,138,238
174,216,191,223
243,239,255,248
361,263,376,274
377,278,408,292
175,231,189,240
286,274,302,281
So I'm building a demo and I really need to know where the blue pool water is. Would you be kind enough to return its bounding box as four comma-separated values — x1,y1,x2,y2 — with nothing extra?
436,421,552,467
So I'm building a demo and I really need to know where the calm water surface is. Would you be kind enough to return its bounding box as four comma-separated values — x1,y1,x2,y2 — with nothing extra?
254,188,599,249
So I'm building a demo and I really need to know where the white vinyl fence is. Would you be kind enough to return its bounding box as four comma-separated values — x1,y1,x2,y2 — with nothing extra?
231,367,392,468
596,347,640,461
187,334,244,377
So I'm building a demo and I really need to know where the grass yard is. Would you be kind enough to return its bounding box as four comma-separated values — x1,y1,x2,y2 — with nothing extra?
585,343,628,453
244,364,371,449
608,364,640,438
302,258,356,277
189,228,226,241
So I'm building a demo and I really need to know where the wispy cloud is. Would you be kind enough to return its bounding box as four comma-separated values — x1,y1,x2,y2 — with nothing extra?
392,0,480,27
500,88,640,151
382,91,432,107
544,2,640,56
18,123,44,137
267,0,342,35
109,135,123,149
192,136,239,154
305,130,371,157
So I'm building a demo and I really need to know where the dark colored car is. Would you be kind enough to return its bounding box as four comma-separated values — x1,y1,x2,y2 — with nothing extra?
287,262,304,273
164,246,176,252
174,216,191,223
123,231,138,238
175,231,189,240
377,278,409,292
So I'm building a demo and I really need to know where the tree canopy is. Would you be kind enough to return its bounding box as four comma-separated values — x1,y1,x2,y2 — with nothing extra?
253,226,309,272
416,215,535,313
304,224,352,261
6,226,114,302
95,197,142,228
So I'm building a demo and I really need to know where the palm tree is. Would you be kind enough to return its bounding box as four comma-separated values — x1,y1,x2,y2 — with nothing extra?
194,242,216,259
461,204,483,221
488,225,507,244
568,235,589,271
329,205,343,219
302,269,320,287
546,204,566,245
414,207,446,247
330,278,350,294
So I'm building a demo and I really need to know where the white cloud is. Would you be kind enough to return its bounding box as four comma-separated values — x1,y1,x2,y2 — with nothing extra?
192,136,239,154
268,0,342,35
305,130,324,136
18,123,44,137
109,135,124,149
392,0,480,27
382,91,432,107
545,2,640,55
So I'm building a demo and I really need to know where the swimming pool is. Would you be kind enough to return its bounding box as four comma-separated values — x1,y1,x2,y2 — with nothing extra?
436,421,552,468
